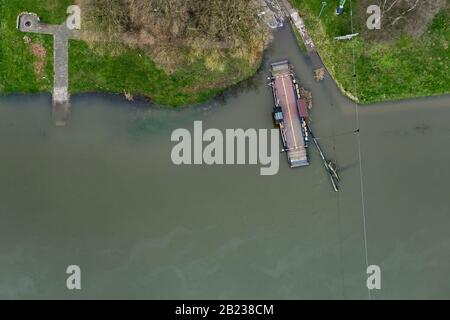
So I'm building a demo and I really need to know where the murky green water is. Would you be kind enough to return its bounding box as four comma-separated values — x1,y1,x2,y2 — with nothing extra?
0,27,449,299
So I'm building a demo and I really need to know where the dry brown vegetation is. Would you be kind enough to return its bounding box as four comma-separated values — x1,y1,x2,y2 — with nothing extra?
359,0,448,41
77,0,271,73
23,36,47,76
300,87,313,110
313,68,325,81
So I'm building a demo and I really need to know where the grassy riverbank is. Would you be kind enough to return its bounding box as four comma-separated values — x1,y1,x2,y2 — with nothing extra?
291,0,449,103
0,0,265,106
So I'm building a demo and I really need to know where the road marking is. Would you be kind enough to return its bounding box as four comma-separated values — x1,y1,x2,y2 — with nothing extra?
281,76,298,148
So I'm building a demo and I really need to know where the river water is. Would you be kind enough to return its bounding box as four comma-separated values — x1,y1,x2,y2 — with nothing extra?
0,27,449,299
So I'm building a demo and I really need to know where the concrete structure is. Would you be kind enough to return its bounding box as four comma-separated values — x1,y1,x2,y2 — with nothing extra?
335,33,359,41
17,13,78,126
278,0,315,52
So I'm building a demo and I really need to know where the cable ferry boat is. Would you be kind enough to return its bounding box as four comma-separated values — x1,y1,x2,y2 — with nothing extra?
269,60,309,168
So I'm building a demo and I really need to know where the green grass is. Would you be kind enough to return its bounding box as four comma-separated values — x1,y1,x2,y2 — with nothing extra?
292,25,307,53
356,7,450,103
291,0,450,103
291,0,356,100
0,0,71,93
0,0,259,106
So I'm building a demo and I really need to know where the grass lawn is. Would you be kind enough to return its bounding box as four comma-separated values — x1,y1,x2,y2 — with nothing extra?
291,0,450,104
0,0,259,106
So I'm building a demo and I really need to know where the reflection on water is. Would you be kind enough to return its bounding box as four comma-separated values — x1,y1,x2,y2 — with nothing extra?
0,27,449,299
